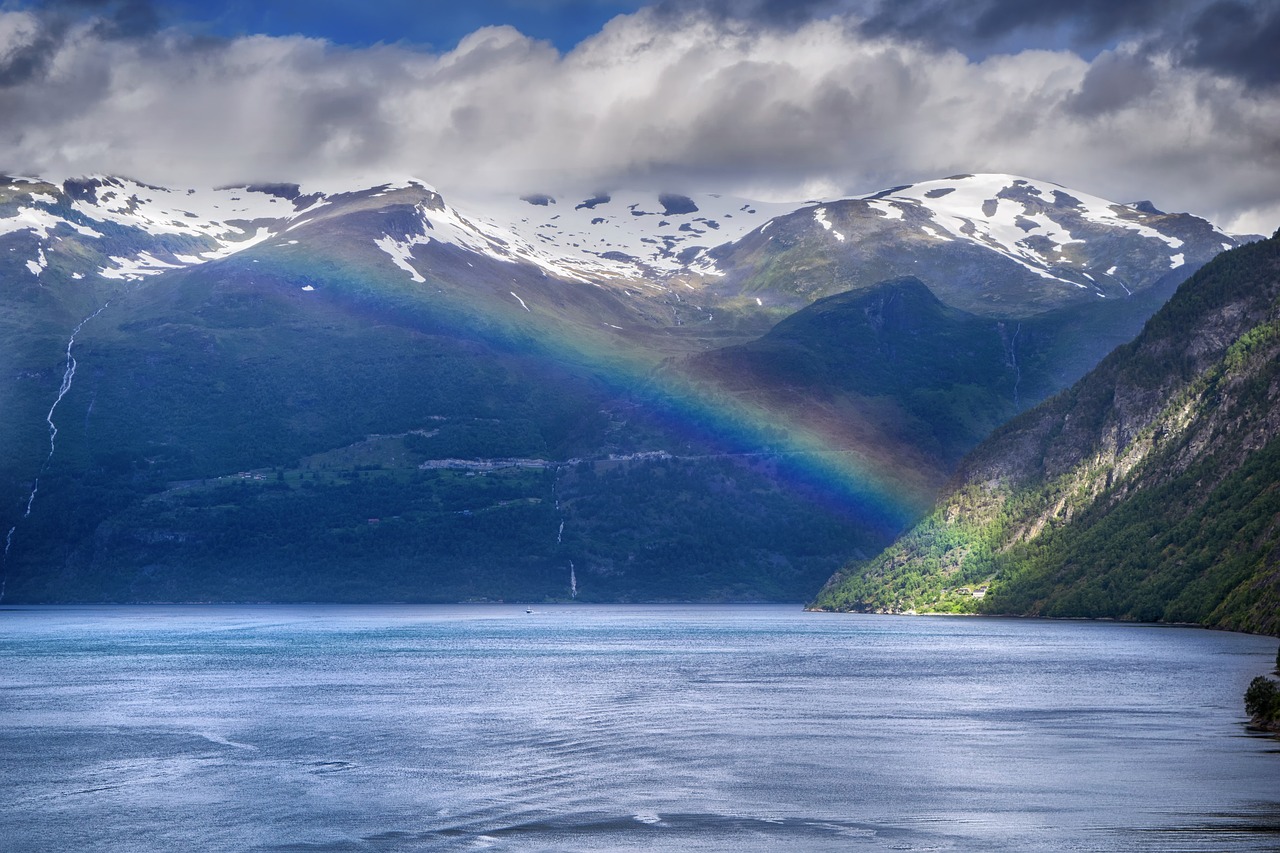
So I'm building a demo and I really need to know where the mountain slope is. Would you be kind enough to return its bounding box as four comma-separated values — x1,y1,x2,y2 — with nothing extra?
0,172,1250,603
810,232,1280,635
685,278,1024,483
1,251,889,603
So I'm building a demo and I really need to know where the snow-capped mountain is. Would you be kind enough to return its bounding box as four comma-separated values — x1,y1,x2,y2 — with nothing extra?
0,174,795,288
0,175,411,282
857,175,1210,280
1,173,1241,316
707,173,1242,315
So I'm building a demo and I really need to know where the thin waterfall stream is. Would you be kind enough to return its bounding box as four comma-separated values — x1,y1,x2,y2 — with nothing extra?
1,302,109,601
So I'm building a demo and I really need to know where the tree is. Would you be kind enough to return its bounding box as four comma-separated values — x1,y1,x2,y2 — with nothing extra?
1244,676,1280,723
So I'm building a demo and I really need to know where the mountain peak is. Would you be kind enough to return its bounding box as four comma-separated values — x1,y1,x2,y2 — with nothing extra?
1129,200,1165,215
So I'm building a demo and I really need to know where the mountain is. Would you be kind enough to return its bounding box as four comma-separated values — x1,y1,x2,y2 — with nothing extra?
708,174,1231,316
681,273,1207,480
1,172,1236,325
0,172,1248,603
810,232,1280,636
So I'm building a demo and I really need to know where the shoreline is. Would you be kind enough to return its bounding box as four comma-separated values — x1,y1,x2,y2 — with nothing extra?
802,605,1280,639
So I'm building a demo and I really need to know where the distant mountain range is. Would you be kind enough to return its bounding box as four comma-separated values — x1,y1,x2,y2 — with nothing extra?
2,172,1241,314
811,231,1280,636
0,172,1252,603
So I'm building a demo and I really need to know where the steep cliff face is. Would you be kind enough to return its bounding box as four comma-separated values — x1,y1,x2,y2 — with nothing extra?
811,233,1280,635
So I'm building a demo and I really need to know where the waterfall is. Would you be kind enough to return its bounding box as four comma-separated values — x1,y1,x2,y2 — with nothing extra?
0,527,15,602
553,464,576,598
0,302,109,602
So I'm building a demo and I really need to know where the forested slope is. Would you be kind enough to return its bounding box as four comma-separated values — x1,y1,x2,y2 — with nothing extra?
812,232,1280,636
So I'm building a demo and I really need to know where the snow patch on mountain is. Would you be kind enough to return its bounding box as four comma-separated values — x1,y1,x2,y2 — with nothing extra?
374,232,429,283
25,246,46,277
0,206,103,240
814,208,846,241
99,251,184,281
866,199,904,221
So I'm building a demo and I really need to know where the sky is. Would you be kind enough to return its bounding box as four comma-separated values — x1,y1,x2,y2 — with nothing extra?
0,0,1278,234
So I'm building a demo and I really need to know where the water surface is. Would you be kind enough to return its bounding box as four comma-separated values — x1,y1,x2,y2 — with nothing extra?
2,604,1277,851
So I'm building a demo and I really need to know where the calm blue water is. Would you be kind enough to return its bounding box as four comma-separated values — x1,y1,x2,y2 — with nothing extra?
1,605,1277,852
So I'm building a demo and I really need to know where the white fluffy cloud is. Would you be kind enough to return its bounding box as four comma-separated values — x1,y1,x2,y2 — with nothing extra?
1,7,1277,233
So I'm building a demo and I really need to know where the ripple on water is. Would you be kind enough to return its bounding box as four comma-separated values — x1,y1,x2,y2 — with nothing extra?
0,605,1276,853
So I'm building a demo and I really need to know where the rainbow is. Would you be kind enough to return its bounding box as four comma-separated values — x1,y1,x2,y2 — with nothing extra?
254,243,938,534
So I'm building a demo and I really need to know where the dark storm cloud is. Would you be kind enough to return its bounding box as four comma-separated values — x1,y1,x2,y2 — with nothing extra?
857,0,1170,44
653,0,849,28
862,0,1280,91
651,0,1171,42
91,0,160,39
0,20,57,85
1066,49,1158,116
1182,0,1280,88
674,0,1280,91
19,0,160,36
0,0,160,86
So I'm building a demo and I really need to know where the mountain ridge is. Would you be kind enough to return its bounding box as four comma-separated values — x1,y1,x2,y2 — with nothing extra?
3,172,1240,310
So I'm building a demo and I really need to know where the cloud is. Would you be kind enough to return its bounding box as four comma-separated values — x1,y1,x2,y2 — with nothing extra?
1066,49,1158,116
1182,0,1280,89
0,6,1276,233
856,0,1172,47
0,1,159,86
690,0,1280,93
0,10,55,86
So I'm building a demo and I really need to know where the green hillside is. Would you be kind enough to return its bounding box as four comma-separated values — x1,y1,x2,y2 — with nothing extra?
811,233,1280,636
